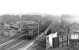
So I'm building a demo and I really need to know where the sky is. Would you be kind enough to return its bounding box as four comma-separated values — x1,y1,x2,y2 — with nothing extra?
0,0,79,16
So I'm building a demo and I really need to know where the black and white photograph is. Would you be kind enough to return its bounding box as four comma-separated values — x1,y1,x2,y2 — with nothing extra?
0,0,79,50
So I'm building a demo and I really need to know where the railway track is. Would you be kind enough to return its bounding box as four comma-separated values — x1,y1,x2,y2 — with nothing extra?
0,37,12,45
0,34,28,50
8,40,33,50
0,40,25,50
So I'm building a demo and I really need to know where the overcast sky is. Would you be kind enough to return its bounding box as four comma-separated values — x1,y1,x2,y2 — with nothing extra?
0,0,79,16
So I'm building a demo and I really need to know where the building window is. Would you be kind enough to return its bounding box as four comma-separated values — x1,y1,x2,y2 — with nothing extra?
71,34,79,39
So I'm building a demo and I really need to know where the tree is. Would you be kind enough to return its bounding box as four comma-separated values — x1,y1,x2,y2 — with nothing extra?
0,15,20,24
